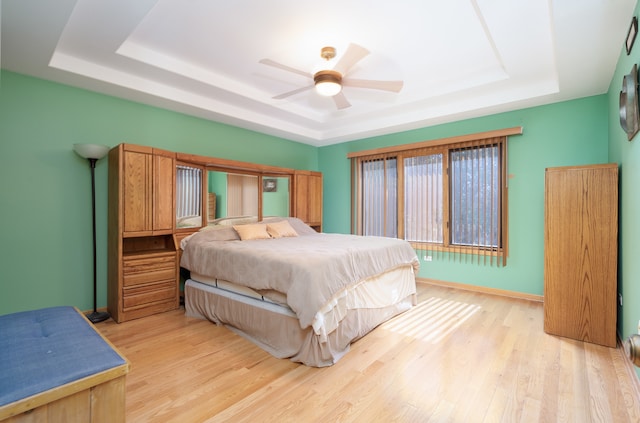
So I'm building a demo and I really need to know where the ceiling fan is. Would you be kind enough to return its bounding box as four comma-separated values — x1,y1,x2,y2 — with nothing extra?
259,43,403,110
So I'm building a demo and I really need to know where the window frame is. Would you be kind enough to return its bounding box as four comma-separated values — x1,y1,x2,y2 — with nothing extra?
349,127,522,266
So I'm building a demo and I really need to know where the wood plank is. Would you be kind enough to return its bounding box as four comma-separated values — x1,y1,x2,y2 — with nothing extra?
96,283,640,422
346,126,523,158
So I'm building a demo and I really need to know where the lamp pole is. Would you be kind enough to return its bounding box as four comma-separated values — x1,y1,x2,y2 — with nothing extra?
86,157,109,323
73,144,111,324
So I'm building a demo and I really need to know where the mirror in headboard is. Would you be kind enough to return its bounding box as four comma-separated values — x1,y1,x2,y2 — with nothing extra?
175,151,297,227
175,163,205,228
208,170,259,221
207,171,291,223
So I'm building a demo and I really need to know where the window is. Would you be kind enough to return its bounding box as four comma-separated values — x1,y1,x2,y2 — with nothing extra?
176,164,202,222
450,145,501,249
350,128,521,266
404,152,443,244
360,157,397,238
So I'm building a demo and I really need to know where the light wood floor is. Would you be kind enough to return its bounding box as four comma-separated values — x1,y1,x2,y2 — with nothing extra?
96,283,640,422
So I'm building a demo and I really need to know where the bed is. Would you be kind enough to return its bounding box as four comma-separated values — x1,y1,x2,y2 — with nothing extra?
180,217,419,367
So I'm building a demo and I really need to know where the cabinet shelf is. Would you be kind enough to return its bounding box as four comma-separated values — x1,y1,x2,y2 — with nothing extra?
122,234,176,255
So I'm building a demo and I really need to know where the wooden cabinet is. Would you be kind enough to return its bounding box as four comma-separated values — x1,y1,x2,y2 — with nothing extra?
108,144,179,323
121,145,175,235
543,163,618,347
294,170,322,231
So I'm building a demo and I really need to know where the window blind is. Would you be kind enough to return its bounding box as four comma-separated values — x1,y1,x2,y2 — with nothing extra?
176,165,202,219
351,131,511,266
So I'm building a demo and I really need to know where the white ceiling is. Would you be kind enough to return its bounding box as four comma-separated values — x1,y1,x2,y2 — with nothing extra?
1,0,637,147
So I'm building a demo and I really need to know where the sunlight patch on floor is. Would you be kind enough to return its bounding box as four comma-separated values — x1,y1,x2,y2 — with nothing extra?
382,297,481,344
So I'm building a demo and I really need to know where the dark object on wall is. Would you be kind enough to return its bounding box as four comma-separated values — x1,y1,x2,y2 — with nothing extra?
627,17,637,55
620,64,639,141
263,178,277,192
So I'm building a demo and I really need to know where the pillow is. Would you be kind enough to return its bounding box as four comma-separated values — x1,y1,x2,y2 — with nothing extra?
176,215,202,228
181,227,239,249
267,220,298,238
262,217,318,236
213,216,259,226
233,223,271,240
197,226,240,240
199,225,219,232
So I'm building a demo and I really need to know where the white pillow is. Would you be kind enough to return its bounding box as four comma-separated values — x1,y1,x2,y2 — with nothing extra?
233,223,272,240
267,220,298,238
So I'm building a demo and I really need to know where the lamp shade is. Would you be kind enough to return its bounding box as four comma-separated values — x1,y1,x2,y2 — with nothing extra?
315,80,342,97
314,70,342,97
73,143,110,160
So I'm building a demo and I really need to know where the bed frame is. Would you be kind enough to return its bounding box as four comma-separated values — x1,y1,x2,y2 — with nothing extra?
185,266,416,367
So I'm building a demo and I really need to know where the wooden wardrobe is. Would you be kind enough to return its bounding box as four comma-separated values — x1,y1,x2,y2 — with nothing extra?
293,170,323,232
543,163,618,347
107,144,179,323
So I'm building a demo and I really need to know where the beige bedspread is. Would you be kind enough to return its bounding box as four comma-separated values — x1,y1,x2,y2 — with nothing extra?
180,226,419,337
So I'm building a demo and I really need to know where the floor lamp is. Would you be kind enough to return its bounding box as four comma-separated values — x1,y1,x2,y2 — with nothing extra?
74,143,111,324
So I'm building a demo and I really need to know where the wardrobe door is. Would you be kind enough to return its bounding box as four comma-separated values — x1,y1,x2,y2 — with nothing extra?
152,149,175,233
543,164,618,347
294,170,322,231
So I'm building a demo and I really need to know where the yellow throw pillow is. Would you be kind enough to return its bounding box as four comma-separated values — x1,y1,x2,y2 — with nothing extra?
267,220,299,238
233,223,272,240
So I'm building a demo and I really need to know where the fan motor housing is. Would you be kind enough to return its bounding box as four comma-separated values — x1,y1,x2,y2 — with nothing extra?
313,69,342,85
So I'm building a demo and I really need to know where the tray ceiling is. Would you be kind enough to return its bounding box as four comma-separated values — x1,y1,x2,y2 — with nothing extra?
1,0,636,146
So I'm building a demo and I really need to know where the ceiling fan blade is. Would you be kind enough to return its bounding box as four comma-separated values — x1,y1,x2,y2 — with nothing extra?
333,91,351,109
333,43,370,75
259,58,310,79
273,84,314,100
343,78,404,93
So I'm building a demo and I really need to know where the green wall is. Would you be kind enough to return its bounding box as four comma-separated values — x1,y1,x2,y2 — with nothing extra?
0,70,317,315
209,171,228,219
263,177,290,217
0,69,612,315
608,2,640,379
0,48,632,372
319,96,609,296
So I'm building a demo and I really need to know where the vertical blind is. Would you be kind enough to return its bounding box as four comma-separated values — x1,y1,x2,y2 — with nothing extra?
449,141,503,265
360,156,397,237
227,174,259,217
176,165,202,219
352,136,507,266
404,151,444,262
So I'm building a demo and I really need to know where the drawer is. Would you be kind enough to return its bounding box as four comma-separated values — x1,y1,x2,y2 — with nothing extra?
123,280,176,309
123,254,176,287
124,268,176,286
123,254,176,274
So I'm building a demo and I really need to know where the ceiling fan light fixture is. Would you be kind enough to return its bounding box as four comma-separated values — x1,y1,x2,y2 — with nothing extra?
314,70,342,96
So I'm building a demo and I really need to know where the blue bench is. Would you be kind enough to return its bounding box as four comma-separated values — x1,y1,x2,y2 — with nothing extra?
0,306,129,422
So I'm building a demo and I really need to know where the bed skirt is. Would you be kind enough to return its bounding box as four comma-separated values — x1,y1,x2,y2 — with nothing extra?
184,270,416,367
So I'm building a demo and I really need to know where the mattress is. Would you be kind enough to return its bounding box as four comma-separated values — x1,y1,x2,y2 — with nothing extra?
187,276,296,317
189,272,288,306
185,265,417,367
